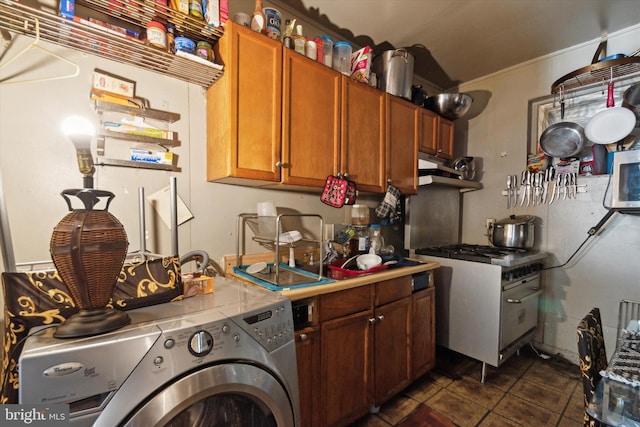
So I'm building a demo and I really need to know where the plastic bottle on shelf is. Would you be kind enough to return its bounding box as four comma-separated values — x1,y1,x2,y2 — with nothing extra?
250,0,266,33
170,0,189,14
369,224,384,255
293,24,306,54
305,39,317,60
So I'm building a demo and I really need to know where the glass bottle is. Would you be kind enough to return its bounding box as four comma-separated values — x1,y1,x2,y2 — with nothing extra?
250,0,265,33
369,224,384,255
349,225,370,256
293,24,306,55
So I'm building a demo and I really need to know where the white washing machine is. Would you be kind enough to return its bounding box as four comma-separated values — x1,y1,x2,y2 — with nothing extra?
19,277,300,427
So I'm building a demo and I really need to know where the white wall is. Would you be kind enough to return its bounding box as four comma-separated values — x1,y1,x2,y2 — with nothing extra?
459,25,640,363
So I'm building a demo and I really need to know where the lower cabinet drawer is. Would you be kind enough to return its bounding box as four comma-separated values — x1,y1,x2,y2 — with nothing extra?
319,285,373,322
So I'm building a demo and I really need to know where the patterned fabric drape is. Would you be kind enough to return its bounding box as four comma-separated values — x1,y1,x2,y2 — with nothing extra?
1,256,183,404
576,307,608,427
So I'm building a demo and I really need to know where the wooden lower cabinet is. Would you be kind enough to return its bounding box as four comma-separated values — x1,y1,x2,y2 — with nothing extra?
296,326,320,427
309,277,419,426
320,309,373,427
412,287,436,379
373,296,412,405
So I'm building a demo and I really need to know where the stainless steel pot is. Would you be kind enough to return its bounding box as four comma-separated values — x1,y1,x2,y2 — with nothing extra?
373,48,414,99
491,215,536,249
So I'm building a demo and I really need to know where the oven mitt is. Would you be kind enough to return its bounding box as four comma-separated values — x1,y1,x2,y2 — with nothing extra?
344,180,357,205
375,185,401,218
320,175,348,208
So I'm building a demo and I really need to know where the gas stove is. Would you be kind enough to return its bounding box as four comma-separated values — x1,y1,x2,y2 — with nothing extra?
410,243,548,382
413,244,546,268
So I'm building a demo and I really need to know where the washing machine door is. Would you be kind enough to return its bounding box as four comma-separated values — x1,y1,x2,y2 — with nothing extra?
121,363,295,427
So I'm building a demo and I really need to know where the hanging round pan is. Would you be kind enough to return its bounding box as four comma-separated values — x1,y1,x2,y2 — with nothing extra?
539,122,585,158
585,80,636,144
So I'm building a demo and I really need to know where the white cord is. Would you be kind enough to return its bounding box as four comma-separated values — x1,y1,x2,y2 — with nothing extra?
530,342,551,360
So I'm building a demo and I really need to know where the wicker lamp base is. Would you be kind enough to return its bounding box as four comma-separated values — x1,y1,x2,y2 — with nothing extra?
53,308,131,339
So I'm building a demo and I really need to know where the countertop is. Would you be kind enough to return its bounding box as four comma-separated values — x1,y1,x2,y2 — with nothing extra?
223,254,439,301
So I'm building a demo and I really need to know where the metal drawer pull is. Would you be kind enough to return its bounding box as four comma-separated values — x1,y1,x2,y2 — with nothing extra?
369,317,376,324
377,315,385,321
506,288,542,304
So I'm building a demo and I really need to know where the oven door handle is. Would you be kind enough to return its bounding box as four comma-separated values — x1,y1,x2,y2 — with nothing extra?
505,288,542,304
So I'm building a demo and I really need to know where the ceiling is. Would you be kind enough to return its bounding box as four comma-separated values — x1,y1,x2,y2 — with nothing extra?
288,0,640,90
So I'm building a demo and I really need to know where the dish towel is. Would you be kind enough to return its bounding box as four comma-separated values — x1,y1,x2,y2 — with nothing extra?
375,185,400,218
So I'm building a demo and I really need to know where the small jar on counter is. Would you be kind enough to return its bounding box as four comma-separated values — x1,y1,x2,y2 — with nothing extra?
146,21,167,50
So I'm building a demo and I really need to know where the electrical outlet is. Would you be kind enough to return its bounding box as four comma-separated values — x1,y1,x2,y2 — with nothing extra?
486,218,496,230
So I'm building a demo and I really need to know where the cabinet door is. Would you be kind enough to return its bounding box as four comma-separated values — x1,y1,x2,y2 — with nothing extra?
282,51,341,188
412,287,436,379
418,108,438,155
341,79,386,193
437,117,455,160
374,296,412,405
386,95,418,195
296,327,320,427
207,22,282,182
321,310,373,427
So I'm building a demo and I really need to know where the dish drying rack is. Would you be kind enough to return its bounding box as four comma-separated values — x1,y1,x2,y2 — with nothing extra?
236,213,324,287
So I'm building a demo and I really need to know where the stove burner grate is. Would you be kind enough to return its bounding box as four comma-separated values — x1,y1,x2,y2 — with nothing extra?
415,244,530,263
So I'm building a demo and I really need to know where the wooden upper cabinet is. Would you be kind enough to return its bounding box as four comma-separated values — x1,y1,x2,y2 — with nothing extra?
207,21,282,183
282,50,341,188
418,108,454,160
437,116,455,160
386,95,418,195
341,78,386,193
418,108,438,155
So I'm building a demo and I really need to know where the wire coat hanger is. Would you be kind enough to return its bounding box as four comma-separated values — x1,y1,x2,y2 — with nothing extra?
0,17,80,85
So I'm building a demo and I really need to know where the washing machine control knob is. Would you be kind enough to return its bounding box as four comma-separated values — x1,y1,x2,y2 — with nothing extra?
222,324,231,334
188,330,214,357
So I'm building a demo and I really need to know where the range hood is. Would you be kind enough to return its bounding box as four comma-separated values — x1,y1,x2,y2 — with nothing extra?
418,154,481,192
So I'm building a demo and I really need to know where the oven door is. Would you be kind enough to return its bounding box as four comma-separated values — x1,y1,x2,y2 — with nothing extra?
500,275,541,350
118,363,295,427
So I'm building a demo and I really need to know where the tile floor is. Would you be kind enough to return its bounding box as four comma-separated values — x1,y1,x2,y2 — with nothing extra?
351,345,585,427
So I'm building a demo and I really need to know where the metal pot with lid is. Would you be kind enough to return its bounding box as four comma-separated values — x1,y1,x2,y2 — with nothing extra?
490,215,536,249
373,48,415,99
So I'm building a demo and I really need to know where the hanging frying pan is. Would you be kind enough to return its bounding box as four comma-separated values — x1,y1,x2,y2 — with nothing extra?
539,122,586,158
585,80,636,144
539,86,586,158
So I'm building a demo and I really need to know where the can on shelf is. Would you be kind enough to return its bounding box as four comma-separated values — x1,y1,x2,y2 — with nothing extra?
263,7,281,40
146,21,167,50
175,36,196,54
189,0,203,18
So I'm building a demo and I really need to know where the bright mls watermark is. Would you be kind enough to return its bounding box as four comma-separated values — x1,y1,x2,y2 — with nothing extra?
2,405,69,426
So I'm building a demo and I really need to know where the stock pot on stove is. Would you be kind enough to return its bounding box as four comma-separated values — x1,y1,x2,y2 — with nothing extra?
491,215,536,249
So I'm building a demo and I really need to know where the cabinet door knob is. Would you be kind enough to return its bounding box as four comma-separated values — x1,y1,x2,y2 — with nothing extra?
368,317,376,324
377,315,385,321
275,161,283,168
343,173,349,179
387,178,392,184
299,333,308,341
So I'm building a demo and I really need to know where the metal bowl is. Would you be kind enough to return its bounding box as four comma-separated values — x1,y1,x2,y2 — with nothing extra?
424,93,473,120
